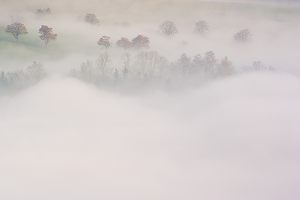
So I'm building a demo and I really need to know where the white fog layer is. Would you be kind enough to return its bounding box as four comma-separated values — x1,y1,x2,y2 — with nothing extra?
0,0,300,200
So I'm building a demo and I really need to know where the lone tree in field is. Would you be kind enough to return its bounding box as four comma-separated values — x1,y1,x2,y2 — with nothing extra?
98,36,111,48
6,22,28,40
132,35,149,49
116,37,132,49
39,25,57,46
234,29,251,42
194,20,209,35
85,13,100,25
159,21,178,36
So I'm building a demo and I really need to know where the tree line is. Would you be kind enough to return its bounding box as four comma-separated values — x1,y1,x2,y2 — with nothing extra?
70,51,274,89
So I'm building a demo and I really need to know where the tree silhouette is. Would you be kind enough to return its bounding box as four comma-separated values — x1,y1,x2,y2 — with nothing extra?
116,37,132,49
132,35,149,49
194,20,209,35
234,29,251,42
6,22,28,40
98,36,111,48
84,13,100,25
159,21,178,36
39,25,57,46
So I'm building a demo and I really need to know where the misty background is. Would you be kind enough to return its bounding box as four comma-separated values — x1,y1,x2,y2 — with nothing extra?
0,0,300,200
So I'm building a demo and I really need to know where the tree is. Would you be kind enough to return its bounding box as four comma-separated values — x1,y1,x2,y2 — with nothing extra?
39,25,57,46
177,54,191,74
217,57,235,76
97,36,111,48
6,22,28,40
234,29,251,42
203,51,217,73
131,35,149,49
96,53,111,82
134,51,167,76
159,21,178,36
26,61,46,81
116,37,132,49
191,54,204,72
194,20,209,35
36,8,51,15
84,13,100,25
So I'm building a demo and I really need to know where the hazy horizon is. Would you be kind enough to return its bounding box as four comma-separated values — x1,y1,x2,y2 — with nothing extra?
0,0,299,200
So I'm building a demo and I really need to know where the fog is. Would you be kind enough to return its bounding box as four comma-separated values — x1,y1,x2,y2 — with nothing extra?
0,0,300,200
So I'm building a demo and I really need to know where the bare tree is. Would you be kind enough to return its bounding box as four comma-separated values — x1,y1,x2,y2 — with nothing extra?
97,36,111,48
194,20,209,35
85,13,100,25
39,25,57,46
159,21,178,36
5,22,28,40
234,29,251,42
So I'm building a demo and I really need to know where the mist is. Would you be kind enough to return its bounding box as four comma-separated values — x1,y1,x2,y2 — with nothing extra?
0,0,300,200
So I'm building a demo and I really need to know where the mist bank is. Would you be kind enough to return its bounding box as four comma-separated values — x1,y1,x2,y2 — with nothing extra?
0,72,300,200
1,0,300,21
0,1,300,199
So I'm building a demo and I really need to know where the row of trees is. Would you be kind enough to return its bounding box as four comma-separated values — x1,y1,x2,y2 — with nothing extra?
70,51,273,89
98,35,150,49
2,20,250,49
4,22,57,45
0,62,46,91
159,20,251,42
159,20,210,36
82,12,250,42
0,55,274,92
32,9,249,42
95,20,251,50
